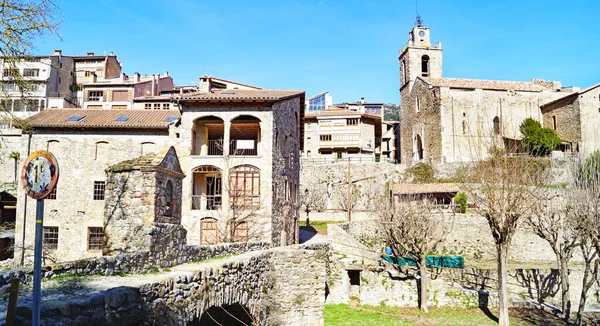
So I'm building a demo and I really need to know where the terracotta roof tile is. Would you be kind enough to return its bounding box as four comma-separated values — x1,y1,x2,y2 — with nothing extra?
24,109,179,129
391,183,460,195
424,77,545,92
176,89,304,102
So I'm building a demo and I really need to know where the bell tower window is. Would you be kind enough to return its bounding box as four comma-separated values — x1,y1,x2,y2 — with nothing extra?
400,61,406,85
421,55,430,77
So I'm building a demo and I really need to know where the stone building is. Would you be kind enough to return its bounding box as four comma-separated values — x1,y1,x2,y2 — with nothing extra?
540,83,600,156
13,109,179,263
103,146,186,257
175,86,304,247
399,23,576,165
303,92,400,163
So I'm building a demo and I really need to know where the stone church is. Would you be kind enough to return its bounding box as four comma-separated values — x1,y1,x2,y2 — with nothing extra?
399,20,580,165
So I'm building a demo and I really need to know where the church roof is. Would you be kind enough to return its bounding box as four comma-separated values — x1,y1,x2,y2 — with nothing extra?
423,77,546,92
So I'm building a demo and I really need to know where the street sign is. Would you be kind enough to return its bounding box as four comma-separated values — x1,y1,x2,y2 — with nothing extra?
20,150,59,326
21,150,59,199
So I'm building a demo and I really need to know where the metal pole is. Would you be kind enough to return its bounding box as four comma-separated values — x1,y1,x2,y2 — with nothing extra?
347,158,351,221
32,199,44,326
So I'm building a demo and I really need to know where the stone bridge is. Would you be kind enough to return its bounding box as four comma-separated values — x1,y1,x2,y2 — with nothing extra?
0,244,328,326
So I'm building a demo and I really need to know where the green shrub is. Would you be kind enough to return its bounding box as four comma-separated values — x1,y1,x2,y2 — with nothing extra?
454,192,467,213
406,162,435,183
519,118,562,156
576,150,600,187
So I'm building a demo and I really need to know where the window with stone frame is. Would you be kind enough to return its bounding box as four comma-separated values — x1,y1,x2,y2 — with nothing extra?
93,181,105,200
43,227,59,250
232,221,248,243
88,227,103,250
200,218,217,245
229,165,260,208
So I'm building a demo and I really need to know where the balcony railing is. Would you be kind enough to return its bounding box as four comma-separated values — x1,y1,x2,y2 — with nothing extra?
191,194,222,210
301,157,399,164
229,139,258,156
206,139,224,156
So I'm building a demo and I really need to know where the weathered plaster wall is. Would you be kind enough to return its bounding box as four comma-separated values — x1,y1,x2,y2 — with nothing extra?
14,130,174,263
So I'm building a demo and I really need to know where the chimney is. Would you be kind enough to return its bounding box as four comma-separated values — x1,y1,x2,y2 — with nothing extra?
92,73,97,83
110,52,114,56
121,72,127,81
151,74,156,96
360,97,365,105
87,52,94,56
164,71,169,77
134,72,140,82
53,49,62,56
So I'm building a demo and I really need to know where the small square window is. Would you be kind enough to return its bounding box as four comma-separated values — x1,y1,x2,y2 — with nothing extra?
43,227,59,250
144,103,152,110
88,227,104,250
93,181,105,200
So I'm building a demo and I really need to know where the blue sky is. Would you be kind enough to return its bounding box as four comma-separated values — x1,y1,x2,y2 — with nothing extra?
35,0,600,104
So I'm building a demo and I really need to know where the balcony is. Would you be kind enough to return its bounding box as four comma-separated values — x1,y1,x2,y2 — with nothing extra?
191,194,222,210
192,165,222,211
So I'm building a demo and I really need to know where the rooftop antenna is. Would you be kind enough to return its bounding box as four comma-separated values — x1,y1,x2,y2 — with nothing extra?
415,0,423,27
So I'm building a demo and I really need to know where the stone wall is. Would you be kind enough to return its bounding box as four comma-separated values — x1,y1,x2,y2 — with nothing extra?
300,162,404,216
0,241,271,287
3,246,327,326
272,97,302,246
327,221,599,312
0,131,22,184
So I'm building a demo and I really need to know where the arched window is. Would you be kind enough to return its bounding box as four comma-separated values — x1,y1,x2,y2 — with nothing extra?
229,165,260,208
164,180,173,217
200,218,217,245
421,55,430,77
95,141,108,160
400,61,406,85
415,134,424,161
416,96,421,113
192,165,222,210
493,116,501,135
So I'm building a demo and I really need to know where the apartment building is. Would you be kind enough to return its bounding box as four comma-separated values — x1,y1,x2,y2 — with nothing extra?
81,72,175,110
303,92,399,163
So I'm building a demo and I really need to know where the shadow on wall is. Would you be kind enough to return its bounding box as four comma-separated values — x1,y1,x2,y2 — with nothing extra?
188,304,255,326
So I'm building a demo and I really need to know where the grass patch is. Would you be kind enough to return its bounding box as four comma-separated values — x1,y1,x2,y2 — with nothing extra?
299,220,342,235
324,304,580,325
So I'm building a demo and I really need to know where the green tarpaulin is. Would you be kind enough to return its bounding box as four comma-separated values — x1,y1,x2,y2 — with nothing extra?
381,255,464,269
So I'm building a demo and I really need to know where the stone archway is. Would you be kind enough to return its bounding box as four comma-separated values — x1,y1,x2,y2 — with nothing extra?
188,303,256,325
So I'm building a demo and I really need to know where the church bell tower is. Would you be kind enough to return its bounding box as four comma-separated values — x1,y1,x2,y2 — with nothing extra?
399,15,443,95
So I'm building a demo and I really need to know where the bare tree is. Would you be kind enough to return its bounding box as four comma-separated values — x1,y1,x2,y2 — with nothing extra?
568,151,600,325
527,191,578,320
462,142,547,326
378,197,452,312
299,180,327,222
1,0,59,120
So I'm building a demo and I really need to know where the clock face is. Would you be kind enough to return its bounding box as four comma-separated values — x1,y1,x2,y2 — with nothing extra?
21,150,59,199
418,30,426,37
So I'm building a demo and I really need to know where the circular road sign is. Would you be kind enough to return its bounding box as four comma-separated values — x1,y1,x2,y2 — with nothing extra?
21,150,59,200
